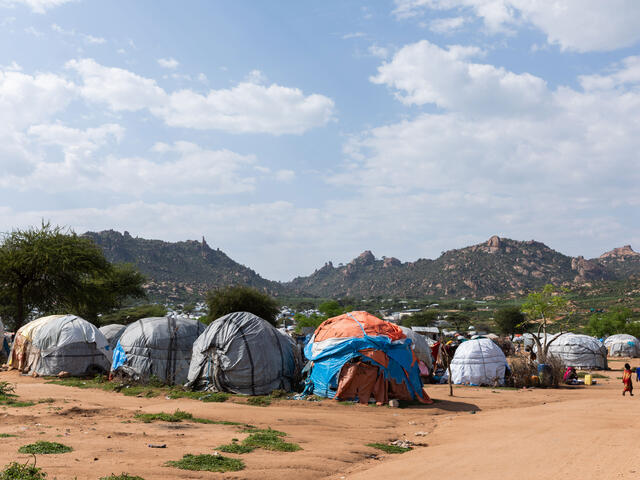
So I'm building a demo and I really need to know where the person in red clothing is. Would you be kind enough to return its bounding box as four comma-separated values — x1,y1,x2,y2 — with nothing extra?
622,363,633,396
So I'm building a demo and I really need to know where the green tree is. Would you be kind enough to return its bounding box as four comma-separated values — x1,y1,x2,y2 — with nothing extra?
205,285,279,326
0,223,146,330
318,300,344,318
494,306,528,336
446,312,470,332
521,284,569,363
293,312,326,333
403,310,439,327
586,307,638,338
99,303,168,326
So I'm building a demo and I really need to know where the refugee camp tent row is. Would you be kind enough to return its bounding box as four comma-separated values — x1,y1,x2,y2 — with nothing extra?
99,324,127,351
186,311,302,395
447,338,509,386
303,311,431,405
604,334,640,357
111,316,205,385
546,333,608,369
8,315,112,376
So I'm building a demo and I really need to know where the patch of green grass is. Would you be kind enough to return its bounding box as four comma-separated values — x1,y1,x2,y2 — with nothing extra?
0,382,15,396
246,396,271,407
242,431,301,452
216,442,255,454
165,454,245,472
0,396,35,408
0,434,17,438
166,390,230,403
99,474,144,480
18,441,73,454
338,400,355,406
0,461,47,480
134,409,214,424
366,443,412,454
37,398,55,404
47,377,159,398
269,389,289,398
239,427,285,436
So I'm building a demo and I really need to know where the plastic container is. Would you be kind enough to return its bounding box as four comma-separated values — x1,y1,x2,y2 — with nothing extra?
584,374,592,386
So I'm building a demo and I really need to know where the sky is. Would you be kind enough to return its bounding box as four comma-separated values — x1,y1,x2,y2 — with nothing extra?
1,0,640,281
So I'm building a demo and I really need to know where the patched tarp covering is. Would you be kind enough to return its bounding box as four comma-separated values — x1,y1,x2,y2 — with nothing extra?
547,333,608,369
400,326,433,370
112,316,205,385
10,315,111,376
448,338,508,386
99,324,127,351
604,334,640,357
186,311,302,395
304,311,430,404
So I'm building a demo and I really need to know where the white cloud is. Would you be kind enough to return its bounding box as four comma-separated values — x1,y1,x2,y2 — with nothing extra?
393,0,640,52
429,16,468,34
371,40,549,115
157,57,179,69
51,24,106,44
24,25,43,36
1,0,75,13
342,32,366,39
275,169,295,182
66,58,335,134
368,44,390,59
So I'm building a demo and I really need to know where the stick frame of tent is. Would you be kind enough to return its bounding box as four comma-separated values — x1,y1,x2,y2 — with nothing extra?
438,341,453,397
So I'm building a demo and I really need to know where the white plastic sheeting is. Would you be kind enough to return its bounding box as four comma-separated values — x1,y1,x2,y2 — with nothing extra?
400,326,433,370
604,334,640,357
99,324,127,351
448,338,508,385
546,334,608,369
12,314,112,376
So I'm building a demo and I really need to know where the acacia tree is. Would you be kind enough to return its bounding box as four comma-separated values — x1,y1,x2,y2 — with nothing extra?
494,306,528,336
521,284,569,363
0,223,146,329
205,285,279,326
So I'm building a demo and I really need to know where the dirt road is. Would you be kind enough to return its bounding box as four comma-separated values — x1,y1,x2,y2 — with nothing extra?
0,360,634,479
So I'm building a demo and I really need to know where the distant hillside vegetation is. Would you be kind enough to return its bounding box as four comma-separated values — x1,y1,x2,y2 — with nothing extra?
285,236,640,298
85,231,640,301
84,230,283,302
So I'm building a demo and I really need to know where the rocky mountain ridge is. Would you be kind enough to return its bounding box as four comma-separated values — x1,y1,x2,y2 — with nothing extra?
85,230,640,301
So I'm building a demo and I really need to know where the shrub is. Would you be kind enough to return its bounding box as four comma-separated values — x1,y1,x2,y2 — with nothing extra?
507,357,538,388
166,454,244,472
205,286,279,325
18,442,72,454
246,396,271,407
0,461,47,480
366,443,411,454
99,475,144,480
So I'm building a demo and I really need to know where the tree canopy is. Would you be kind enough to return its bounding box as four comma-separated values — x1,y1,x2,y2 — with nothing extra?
586,307,639,338
205,285,279,326
0,223,146,330
402,310,439,327
494,306,528,336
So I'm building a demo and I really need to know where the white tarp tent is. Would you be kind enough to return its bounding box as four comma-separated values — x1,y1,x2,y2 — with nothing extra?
9,314,112,376
547,333,607,369
447,338,508,385
604,334,640,357
99,324,127,351
400,326,433,370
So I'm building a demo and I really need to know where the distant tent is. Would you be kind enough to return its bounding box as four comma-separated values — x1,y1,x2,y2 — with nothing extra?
111,317,205,385
604,334,640,357
399,326,433,371
186,312,302,395
99,324,127,351
546,334,607,369
448,338,508,386
8,315,111,376
303,311,431,405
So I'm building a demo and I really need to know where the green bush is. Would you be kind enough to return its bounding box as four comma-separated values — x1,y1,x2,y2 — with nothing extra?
18,441,72,454
205,286,279,325
0,462,47,480
166,454,244,472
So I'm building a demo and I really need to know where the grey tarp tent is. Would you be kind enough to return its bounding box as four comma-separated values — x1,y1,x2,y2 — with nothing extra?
99,324,127,351
111,317,205,385
604,334,640,357
400,326,433,370
186,311,302,395
11,315,112,376
546,333,608,369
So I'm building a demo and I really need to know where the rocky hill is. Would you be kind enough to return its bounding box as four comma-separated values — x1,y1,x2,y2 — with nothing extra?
285,236,637,298
84,230,283,302
85,231,640,301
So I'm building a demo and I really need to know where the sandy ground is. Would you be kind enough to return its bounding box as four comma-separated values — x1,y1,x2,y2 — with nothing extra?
0,359,636,479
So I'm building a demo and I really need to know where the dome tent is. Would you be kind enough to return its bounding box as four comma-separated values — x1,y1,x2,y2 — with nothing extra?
604,334,640,357
546,333,607,369
112,317,205,385
99,324,127,351
8,315,111,376
303,311,431,405
186,312,301,395
448,338,508,386
399,326,433,371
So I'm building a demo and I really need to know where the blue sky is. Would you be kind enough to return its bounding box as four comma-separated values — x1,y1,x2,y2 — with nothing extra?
1,0,639,280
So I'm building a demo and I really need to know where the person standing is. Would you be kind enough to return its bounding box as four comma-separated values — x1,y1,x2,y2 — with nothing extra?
623,363,633,396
